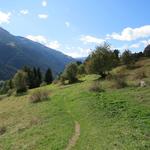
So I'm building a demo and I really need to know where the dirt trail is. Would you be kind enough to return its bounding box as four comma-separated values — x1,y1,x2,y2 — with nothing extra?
65,121,80,150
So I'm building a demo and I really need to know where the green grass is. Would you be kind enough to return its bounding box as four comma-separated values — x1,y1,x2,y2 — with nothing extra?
0,59,150,150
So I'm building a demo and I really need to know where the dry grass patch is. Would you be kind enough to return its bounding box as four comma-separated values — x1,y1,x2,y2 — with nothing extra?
132,69,147,80
29,89,50,103
89,81,104,92
111,78,127,89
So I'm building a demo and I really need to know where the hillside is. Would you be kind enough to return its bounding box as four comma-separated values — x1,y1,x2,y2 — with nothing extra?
0,27,75,80
0,58,149,149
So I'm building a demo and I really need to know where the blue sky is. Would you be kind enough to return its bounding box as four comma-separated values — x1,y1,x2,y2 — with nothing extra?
0,0,150,58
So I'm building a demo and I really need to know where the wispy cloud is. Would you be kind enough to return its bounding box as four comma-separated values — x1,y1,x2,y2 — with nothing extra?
0,11,11,24
20,9,29,15
42,0,47,7
26,35,60,49
130,43,141,49
107,25,150,41
26,35,47,43
65,46,91,58
65,21,70,28
38,14,48,19
141,39,150,47
80,35,104,44
46,41,60,49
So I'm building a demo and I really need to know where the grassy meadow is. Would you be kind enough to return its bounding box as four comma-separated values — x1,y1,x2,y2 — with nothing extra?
0,58,150,150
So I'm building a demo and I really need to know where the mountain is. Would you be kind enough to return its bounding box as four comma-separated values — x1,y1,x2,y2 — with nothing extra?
76,57,87,62
0,27,75,80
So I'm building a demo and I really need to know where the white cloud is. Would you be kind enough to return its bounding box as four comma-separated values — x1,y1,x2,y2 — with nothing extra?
26,35,60,49
65,52,82,58
46,41,60,49
65,46,91,58
141,39,150,47
38,14,48,19
26,35,47,43
130,43,141,49
42,0,47,7
110,44,129,51
107,25,150,41
80,35,104,44
0,11,11,24
65,21,70,28
20,9,29,15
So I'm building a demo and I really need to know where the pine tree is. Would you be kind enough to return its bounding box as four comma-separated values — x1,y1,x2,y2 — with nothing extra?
22,66,34,89
37,68,42,86
33,67,39,88
44,68,53,84
22,66,42,89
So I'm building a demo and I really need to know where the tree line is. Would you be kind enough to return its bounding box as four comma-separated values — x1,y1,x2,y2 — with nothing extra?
0,67,53,94
0,43,150,95
59,43,150,84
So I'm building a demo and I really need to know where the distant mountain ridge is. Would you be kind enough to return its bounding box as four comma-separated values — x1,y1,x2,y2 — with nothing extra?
75,57,87,62
0,27,75,80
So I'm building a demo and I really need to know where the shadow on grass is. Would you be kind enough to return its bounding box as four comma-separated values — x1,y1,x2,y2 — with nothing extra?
15,92,28,97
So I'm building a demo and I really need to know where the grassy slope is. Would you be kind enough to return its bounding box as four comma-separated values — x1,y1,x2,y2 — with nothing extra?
0,59,150,150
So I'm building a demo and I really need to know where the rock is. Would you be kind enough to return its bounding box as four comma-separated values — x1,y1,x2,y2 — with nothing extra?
140,80,146,87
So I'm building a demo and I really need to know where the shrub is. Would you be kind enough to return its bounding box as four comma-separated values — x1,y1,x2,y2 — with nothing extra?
78,64,85,75
63,63,78,84
7,89,14,96
52,79,59,85
106,73,114,80
13,70,28,94
40,82,47,87
0,126,6,135
112,78,127,89
29,89,50,103
133,70,147,80
89,81,104,92
121,50,134,66
59,75,66,85
0,80,11,95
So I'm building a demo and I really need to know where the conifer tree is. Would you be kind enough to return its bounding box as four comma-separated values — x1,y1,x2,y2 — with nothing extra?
37,68,42,86
44,68,53,84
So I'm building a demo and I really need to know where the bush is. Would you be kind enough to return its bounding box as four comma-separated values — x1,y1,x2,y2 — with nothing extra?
40,82,47,87
29,89,50,103
13,70,28,94
89,81,104,92
78,64,85,75
59,75,66,85
7,89,14,96
133,70,147,80
106,73,114,80
63,63,78,84
52,79,59,85
0,80,11,95
121,50,134,66
112,78,127,89
0,126,6,135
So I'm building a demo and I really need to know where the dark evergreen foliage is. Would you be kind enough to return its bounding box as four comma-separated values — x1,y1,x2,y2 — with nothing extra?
23,66,42,89
44,68,53,84
144,44,150,57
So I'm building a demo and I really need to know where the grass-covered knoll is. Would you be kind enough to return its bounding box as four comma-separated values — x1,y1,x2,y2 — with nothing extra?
0,59,150,150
